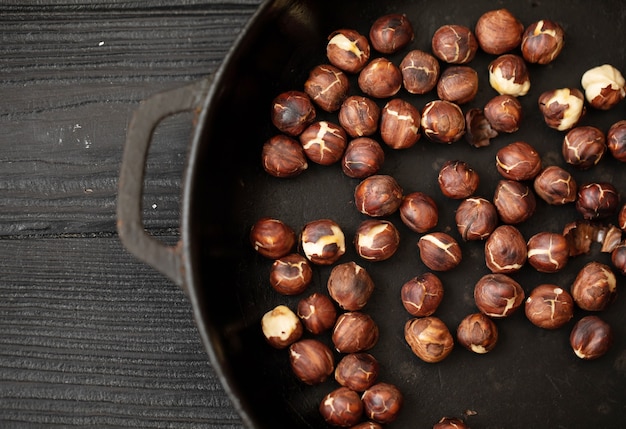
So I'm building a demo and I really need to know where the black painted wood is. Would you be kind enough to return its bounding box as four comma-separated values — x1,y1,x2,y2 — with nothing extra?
0,1,262,426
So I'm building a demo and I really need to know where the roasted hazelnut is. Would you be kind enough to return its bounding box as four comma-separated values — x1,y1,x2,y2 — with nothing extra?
456,312,498,354
319,386,364,427
533,165,577,205
301,219,346,265
369,13,414,54
464,108,498,148
620,204,626,231
433,417,470,429
474,273,525,318
270,90,316,136
581,64,626,110
351,423,383,429
484,94,523,133
575,182,620,220
418,232,463,272
438,160,480,199
361,382,403,424
436,66,479,105
455,197,498,241
297,293,337,335
431,24,478,64
354,219,400,261
607,120,626,162
611,241,626,275
332,311,379,353
421,100,466,144
475,8,524,55
571,261,617,311
250,217,296,259
289,339,334,386
401,272,444,317
527,231,569,273
341,137,385,179
525,284,574,329
299,120,347,165
339,95,381,138
570,315,614,360
400,49,440,95
354,174,404,217
335,352,380,392
380,98,421,150
488,54,530,97
399,192,439,233
326,29,371,74
495,141,542,181
521,20,565,65
562,126,606,170
484,224,527,274
327,261,375,311
358,57,402,99
537,88,585,131
404,316,454,363
261,134,308,178
261,305,303,349
269,253,313,295
304,64,350,112
493,179,536,224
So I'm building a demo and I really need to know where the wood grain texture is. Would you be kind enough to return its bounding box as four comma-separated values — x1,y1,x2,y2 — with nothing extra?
0,0,262,426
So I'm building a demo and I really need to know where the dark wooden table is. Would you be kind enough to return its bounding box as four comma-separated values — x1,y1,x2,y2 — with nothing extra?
1,1,262,426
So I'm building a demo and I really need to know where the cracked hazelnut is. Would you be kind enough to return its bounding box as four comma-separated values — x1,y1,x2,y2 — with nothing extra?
521,20,565,65
434,417,470,429
484,224,527,274
335,352,379,392
261,305,303,349
327,29,370,73
400,192,439,233
455,196,498,241
538,88,585,131
354,219,400,261
421,100,466,143
437,66,479,104
525,284,574,329
570,315,613,360
380,98,421,149
327,261,375,311
581,64,626,110
341,137,385,179
418,232,462,271
319,386,364,427
527,231,569,273
401,272,444,317
369,13,414,54
404,316,454,363
438,160,480,199
571,261,617,311
289,339,334,385
576,182,620,220
562,126,606,170
361,382,403,424
297,293,337,335
354,174,404,217
474,273,525,318
612,241,626,275
456,312,498,354
484,94,523,133
465,108,498,148
301,219,346,265
269,253,313,295
339,95,381,138
488,54,530,97
400,49,440,94
262,134,308,178
533,165,577,205
493,179,536,224
431,24,478,64
475,9,524,55
270,90,316,136
304,64,350,112
250,217,296,259
607,120,626,162
332,311,379,353
495,141,542,181
358,57,402,98
299,120,347,165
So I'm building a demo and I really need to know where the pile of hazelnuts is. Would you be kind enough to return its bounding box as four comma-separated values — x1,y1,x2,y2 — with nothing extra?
253,8,626,428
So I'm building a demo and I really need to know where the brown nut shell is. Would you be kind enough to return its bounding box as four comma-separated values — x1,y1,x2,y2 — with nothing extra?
401,272,444,317
495,141,542,181
327,29,370,73
335,352,379,392
400,49,440,95
431,24,478,64
570,261,617,311
484,225,527,274
289,338,334,385
262,135,308,178
269,253,313,295
474,273,525,318
400,192,439,233
521,19,565,65
404,316,454,363
304,63,350,112
527,231,569,273
418,232,463,271
475,8,524,55
332,311,379,353
319,386,364,427
250,217,296,259
354,219,400,261
525,284,574,329
361,382,404,424
456,312,498,354
341,137,385,179
369,13,414,54
354,174,404,217
570,315,613,360
327,261,375,311
297,293,337,335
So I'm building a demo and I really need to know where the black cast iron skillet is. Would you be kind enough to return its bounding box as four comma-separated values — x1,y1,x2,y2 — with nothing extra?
117,0,626,427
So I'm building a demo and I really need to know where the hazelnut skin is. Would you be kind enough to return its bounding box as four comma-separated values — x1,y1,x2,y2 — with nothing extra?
354,219,400,261
433,417,470,429
570,315,614,360
380,98,421,149
404,316,454,363
250,217,296,259
270,90,316,136
465,108,498,148
525,284,574,329
361,382,404,424
289,338,334,385
335,352,380,392
474,273,525,318
437,66,479,105
299,120,347,166
521,20,565,65
581,64,626,110
358,57,402,99
339,95,381,138
455,196,499,241
475,8,524,55
495,141,542,181
575,182,620,220
538,88,585,131
301,219,346,265
484,94,523,133
401,272,444,317
493,179,536,225
571,261,617,311
354,174,404,217
527,231,569,273
261,305,303,349
269,253,313,295
438,160,480,199
262,135,308,178
421,100,466,144
611,242,626,275
400,49,440,95
332,311,379,353
297,293,337,335
562,126,606,170
400,191,439,233
341,137,385,179
319,387,364,427
533,166,577,205
418,232,463,272
484,224,527,274
607,120,626,162
327,261,375,311
456,312,499,354
326,29,370,74
304,64,349,112
431,24,478,64
369,13,414,54
488,54,530,97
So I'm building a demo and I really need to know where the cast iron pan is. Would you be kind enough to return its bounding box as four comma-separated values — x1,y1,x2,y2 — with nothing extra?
118,0,626,427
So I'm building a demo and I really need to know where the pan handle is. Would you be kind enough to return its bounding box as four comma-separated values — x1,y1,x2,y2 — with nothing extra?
116,77,212,292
